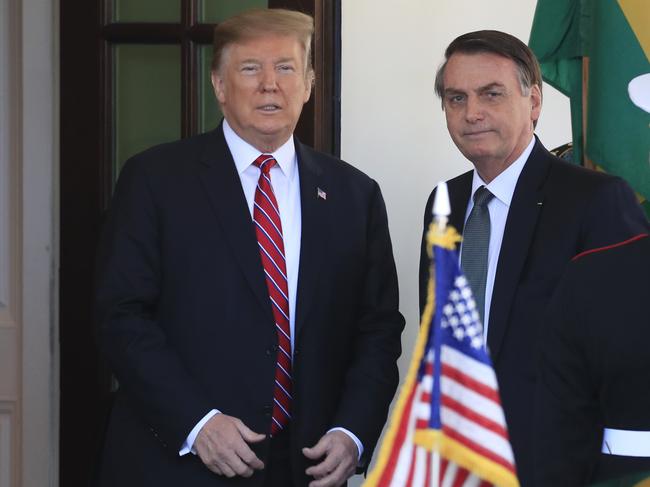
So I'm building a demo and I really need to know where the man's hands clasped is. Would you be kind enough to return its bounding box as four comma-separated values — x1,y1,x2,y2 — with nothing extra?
196,416,356,486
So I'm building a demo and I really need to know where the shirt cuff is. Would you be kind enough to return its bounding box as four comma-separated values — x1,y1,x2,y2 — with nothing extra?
327,427,364,461
179,409,220,456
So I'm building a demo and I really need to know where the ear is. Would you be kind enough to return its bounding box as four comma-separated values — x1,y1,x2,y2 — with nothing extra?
302,69,314,104
211,71,226,105
530,84,542,122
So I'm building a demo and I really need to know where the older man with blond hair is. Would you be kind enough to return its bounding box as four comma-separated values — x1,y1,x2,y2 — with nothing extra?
96,8,403,487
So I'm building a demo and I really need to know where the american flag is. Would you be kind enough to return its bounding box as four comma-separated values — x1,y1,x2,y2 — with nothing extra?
365,223,519,487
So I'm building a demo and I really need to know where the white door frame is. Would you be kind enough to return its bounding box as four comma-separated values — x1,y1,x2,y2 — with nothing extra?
0,0,59,485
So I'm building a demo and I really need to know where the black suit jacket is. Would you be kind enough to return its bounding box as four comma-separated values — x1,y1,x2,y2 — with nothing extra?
419,138,649,486
535,234,650,486
95,126,405,487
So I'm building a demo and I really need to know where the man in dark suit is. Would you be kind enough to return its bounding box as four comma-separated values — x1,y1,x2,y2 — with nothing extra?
418,30,649,486
535,233,650,486
95,9,404,487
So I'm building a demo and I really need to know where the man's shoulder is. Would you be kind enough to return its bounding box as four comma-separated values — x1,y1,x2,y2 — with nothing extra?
446,169,474,188
117,130,223,183
297,141,377,187
423,170,472,201
533,139,622,189
129,130,217,165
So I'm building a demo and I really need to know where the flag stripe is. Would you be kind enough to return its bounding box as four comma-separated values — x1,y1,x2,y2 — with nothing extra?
390,385,423,486
415,447,429,486
378,383,418,486
442,462,458,487
440,376,506,427
452,468,469,487
441,406,514,463
405,447,418,487
442,423,516,473
441,363,500,404
441,345,498,389
441,395,509,438
463,474,482,487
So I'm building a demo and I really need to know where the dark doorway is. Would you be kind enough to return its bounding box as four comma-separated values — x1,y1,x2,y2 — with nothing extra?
59,1,341,485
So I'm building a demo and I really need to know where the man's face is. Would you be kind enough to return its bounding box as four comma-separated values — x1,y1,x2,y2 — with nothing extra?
211,34,312,153
441,52,541,178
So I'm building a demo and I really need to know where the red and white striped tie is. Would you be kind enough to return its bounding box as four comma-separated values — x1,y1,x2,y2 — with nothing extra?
252,154,292,436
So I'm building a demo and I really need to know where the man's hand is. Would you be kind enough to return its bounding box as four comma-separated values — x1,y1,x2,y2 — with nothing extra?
194,413,265,478
303,430,358,487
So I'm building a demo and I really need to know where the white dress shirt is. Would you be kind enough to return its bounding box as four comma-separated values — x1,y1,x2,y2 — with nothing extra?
461,136,536,339
180,120,363,459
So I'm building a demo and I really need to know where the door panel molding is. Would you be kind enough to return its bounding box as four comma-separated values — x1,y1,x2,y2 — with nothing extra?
0,401,17,487
18,0,58,485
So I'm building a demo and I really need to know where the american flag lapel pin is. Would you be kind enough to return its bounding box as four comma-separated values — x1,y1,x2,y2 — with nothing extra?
317,187,327,200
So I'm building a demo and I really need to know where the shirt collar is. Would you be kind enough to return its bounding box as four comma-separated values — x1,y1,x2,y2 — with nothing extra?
222,118,297,180
471,136,536,207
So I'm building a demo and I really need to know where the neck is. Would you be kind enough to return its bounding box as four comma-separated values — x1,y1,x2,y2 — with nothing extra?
473,158,514,184
473,135,535,183
248,133,292,154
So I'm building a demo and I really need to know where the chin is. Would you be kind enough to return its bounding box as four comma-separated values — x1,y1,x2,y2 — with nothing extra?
460,145,492,160
253,117,285,131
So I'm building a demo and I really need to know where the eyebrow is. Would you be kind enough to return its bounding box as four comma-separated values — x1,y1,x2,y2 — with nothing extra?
239,57,297,65
274,57,296,64
443,82,506,96
477,82,506,92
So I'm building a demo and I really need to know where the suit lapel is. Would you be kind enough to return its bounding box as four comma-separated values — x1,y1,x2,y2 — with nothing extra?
448,171,473,249
293,140,325,340
487,139,549,360
197,128,273,322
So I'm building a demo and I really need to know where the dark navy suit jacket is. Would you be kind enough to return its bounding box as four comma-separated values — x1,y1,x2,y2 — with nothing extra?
536,234,650,486
96,125,404,486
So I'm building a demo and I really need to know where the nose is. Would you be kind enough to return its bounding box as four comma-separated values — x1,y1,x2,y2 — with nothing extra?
465,95,484,123
260,66,278,92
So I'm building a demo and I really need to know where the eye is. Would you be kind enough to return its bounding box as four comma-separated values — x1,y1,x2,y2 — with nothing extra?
241,64,259,74
277,64,295,73
484,91,502,100
446,94,465,105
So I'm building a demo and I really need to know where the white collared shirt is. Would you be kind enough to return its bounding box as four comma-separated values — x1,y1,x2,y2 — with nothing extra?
462,136,536,339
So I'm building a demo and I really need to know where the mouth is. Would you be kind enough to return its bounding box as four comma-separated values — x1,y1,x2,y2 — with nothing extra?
463,130,492,137
257,104,281,113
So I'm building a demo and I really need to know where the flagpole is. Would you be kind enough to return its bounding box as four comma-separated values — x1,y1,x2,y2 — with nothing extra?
433,181,450,233
431,181,450,487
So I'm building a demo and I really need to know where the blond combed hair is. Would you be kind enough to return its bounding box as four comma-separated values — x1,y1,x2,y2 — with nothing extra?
211,8,314,79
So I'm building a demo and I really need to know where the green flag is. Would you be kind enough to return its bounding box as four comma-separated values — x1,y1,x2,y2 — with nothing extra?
529,0,650,210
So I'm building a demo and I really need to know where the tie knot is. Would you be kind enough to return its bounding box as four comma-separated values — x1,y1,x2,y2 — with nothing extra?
254,154,277,174
473,186,494,208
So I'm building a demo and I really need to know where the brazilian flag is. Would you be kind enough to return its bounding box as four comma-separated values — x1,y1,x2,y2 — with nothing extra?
529,0,650,216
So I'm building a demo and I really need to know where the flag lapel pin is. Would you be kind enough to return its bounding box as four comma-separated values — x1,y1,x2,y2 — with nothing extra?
317,187,327,200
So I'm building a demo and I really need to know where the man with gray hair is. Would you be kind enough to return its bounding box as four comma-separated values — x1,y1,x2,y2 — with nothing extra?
96,8,404,487
418,30,648,485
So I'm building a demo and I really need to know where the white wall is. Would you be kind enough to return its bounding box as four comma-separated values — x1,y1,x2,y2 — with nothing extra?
340,1,571,484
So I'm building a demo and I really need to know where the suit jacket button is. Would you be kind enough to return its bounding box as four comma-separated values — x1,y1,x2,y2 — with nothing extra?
263,405,272,417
